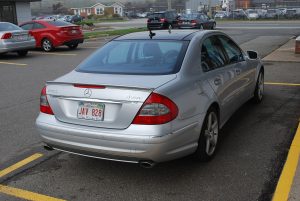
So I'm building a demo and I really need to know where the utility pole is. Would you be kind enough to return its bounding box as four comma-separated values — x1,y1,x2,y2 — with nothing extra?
208,0,212,17
167,0,172,10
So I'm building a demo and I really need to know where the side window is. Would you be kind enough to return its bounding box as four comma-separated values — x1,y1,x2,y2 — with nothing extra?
33,23,46,29
201,36,227,72
218,35,244,64
20,23,33,30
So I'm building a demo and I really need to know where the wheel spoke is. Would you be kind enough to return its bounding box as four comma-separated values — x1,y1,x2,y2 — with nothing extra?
208,113,212,130
206,138,210,154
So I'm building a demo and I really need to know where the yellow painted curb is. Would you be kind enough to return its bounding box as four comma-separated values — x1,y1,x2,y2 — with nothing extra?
0,153,43,178
0,185,66,201
272,122,300,201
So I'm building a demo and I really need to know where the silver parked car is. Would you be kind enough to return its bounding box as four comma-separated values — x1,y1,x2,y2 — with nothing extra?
36,30,264,167
0,22,35,56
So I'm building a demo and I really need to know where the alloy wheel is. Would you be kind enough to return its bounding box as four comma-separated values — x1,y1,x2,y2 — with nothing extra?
204,111,219,156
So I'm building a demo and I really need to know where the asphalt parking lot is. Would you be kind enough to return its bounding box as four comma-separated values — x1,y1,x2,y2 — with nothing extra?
0,22,300,201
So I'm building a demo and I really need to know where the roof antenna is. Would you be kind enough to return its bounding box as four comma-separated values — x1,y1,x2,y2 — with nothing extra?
148,27,156,39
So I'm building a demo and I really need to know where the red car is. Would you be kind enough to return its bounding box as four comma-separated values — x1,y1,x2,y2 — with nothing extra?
19,20,84,52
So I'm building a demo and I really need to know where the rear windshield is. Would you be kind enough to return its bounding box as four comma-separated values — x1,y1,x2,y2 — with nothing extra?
47,20,73,26
0,23,22,31
181,14,199,19
149,13,165,19
76,40,189,75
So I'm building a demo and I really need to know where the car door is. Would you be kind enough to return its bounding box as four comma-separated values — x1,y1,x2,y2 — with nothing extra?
201,36,239,123
218,35,255,104
200,14,210,28
31,22,47,47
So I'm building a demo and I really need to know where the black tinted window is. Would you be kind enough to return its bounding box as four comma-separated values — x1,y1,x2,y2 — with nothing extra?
218,35,244,64
47,20,73,26
76,40,189,75
149,13,165,19
20,23,33,30
0,22,22,31
201,37,227,72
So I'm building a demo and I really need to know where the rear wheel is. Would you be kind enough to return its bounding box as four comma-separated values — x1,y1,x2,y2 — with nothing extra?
17,50,28,57
42,38,53,52
68,44,78,50
195,107,219,162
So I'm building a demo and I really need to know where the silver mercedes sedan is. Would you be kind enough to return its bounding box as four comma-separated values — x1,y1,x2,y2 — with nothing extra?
0,22,35,56
36,30,264,167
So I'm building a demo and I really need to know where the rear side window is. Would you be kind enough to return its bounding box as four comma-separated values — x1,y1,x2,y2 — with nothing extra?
218,35,244,64
76,40,189,75
47,20,73,27
0,22,22,31
201,36,227,72
20,23,33,30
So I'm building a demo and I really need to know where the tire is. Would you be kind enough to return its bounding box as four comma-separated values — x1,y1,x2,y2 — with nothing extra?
17,50,28,57
68,44,78,50
211,23,216,30
253,70,264,103
42,38,53,52
195,107,219,162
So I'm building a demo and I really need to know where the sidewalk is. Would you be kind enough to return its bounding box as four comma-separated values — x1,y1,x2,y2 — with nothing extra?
266,37,300,201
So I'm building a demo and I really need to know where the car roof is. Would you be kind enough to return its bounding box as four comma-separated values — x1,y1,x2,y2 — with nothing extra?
115,30,204,41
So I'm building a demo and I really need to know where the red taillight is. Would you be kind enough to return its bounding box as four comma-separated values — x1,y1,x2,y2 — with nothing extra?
178,20,183,24
191,20,197,24
73,84,106,89
160,18,166,23
1,33,12,40
40,86,54,115
132,93,178,125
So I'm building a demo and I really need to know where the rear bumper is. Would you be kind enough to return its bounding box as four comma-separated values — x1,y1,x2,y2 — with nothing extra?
36,113,204,163
178,24,198,29
0,39,36,53
147,23,167,30
63,38,84,46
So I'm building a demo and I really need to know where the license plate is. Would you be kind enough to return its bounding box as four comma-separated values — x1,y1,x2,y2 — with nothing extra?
77,102,104,121
184,22,190,24
71,30,77,34
15,35,27,41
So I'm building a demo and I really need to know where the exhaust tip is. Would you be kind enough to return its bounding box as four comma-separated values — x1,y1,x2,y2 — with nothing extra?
139,160,156,168
43,144,54,151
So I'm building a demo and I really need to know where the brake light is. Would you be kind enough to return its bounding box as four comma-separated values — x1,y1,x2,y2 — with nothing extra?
73,84,106,89
132,93,178,125
160,18,166,23
1,33,12,39
40,86,54,115
191,20,197,24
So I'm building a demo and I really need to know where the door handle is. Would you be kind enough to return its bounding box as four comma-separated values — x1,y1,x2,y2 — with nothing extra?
214,78,222,86
235,69,241,75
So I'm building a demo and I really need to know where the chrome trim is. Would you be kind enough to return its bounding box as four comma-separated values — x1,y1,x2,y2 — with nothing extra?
53,147,139,164
56,97,126,104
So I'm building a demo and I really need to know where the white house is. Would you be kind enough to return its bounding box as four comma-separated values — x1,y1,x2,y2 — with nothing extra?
71,2,125,17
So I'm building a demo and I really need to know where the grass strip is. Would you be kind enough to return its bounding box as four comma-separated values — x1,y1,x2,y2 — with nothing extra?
84,27,147,39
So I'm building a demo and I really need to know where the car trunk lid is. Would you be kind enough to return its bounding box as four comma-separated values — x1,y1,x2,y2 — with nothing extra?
46,71,177,129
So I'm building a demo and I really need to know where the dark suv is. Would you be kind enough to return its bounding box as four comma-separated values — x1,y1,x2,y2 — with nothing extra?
147,11,178,29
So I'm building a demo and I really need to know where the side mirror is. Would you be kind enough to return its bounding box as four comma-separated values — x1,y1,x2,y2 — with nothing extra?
247,50,258,59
